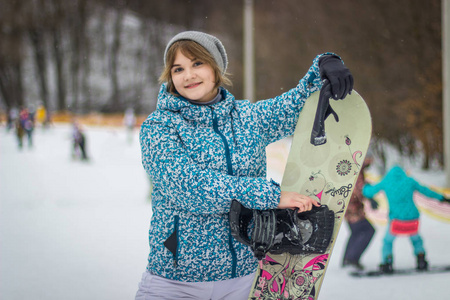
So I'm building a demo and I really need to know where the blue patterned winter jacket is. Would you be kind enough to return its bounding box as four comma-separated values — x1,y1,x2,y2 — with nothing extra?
139,54,326,282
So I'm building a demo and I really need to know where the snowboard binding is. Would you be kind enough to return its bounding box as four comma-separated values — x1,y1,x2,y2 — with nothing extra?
310,79,340,146
229,200,335,260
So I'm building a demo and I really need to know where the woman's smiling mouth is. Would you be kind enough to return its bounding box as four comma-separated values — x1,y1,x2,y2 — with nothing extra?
185,82,202,89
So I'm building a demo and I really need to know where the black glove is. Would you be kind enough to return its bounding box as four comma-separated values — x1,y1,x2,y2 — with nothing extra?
319,55,354,100
442,197,450,204
368,198,379,210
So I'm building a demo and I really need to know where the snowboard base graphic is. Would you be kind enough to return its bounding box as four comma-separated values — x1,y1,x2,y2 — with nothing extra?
248,90,372,300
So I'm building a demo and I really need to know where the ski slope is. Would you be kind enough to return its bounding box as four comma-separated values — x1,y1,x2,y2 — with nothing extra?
1,124,450,300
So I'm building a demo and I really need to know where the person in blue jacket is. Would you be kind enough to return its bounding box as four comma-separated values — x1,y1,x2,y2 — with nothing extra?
363,165,450,273
136,31,353,299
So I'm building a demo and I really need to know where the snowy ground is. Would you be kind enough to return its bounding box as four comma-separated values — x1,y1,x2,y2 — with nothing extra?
1,124,450,300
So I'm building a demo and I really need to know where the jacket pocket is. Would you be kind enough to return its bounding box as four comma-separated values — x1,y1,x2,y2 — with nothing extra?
163,215,179,267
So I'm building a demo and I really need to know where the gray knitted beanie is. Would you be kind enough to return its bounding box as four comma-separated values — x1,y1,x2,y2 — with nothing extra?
164,31,228,74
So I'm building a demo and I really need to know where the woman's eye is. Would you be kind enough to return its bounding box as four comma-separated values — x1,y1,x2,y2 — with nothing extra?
173,67,183,73
193,61,203,67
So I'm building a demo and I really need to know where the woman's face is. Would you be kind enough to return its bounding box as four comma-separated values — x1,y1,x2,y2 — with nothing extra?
171,49,217,102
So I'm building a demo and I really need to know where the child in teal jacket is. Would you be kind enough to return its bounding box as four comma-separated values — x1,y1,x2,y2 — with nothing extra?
363,165,449,273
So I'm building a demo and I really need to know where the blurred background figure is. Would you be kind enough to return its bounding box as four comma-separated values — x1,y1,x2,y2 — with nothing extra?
342,151,376,271
72,119,88,161
15,115,24,148
123,107,136,144
16,107,35,149
7,107,19,132
36,103,50,128
363,165,450,273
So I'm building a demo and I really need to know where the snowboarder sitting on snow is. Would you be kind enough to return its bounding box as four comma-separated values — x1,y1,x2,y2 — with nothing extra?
363,165,450,273
137,30,354,299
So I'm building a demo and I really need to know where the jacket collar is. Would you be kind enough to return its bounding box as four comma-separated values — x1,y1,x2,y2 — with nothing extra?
156,83,235,125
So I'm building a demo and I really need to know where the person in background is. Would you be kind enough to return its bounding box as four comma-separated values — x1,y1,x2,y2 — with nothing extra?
137,30,354,299
36,104,49,128
15,113,25,148
363,165,450,273
342,152,376,271
72,120,88,161
124,107,137,144
7,107,19,131
16,107,34,149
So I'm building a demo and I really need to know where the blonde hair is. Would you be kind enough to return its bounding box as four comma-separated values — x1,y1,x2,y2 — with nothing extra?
159,40,232,96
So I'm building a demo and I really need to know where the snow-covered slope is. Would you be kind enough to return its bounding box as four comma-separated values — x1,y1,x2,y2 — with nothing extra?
1,125,449,299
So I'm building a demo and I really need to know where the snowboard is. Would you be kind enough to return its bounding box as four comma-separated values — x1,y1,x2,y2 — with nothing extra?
350,265,450,278
248,89,372,300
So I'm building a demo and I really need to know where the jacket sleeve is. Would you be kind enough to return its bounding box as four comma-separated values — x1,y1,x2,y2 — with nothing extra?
362,182,384,199
140,121,280,215
413,180,444,201
248,52,338,145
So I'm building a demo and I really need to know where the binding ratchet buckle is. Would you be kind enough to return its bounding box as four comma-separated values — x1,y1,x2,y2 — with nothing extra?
229,200,335,260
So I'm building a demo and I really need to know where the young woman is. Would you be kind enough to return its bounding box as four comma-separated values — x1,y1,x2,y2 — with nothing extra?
136,31,353,299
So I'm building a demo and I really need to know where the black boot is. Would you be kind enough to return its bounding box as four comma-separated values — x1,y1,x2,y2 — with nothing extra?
417,253,428,271
379,255,394,274
343,259,364,271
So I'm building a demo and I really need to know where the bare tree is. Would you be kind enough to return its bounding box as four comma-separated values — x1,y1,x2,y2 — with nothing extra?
66,0,90,113
28,26,50,110
0,1,27,110
49,0,67,111
108,8,124,112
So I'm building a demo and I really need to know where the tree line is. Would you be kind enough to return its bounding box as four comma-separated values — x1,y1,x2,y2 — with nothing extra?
0,0,443,169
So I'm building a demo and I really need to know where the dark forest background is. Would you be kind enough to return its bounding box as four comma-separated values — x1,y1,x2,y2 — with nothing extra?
0,0,443,169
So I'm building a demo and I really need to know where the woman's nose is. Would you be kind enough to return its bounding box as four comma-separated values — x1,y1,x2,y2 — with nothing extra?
184,68,196,80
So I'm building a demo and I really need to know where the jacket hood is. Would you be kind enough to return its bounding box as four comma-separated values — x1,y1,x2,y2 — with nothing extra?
384,165,408,183
156,83,190,112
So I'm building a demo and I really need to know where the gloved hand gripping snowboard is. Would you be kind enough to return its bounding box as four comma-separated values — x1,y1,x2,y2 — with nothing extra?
312,54,353,146
229,200,335,260
310,79,340,146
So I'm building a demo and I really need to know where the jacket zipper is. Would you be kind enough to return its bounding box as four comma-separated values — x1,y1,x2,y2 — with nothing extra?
211,109,233,176
211,108,237,278
173,215,180,268
228,233,237,278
